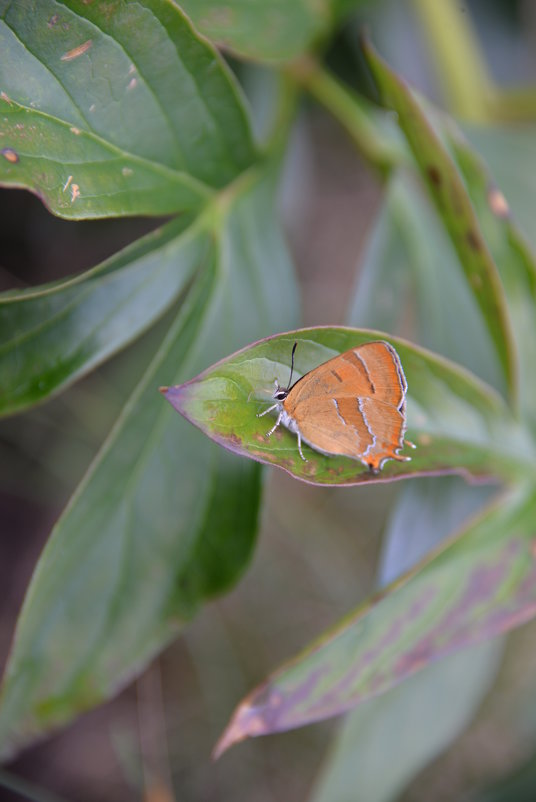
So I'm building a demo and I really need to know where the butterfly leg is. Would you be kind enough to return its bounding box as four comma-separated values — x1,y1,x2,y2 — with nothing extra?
265,411,283,438
296,431,308,462
257,403,279,419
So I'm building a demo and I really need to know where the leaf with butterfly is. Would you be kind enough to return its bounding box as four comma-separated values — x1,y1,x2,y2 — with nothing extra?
162,327,531,487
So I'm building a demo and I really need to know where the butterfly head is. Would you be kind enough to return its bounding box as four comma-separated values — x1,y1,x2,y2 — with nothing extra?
272,341,298,403
272,381,289,402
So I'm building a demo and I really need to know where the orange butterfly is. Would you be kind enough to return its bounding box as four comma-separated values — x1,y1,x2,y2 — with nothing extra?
258,341,413,473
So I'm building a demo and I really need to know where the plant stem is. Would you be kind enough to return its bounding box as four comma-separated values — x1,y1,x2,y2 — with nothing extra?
411,0,493,122
287,58,407,177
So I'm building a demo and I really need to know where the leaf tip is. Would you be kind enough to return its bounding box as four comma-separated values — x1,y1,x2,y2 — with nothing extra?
159,383,188,415
212,691,273,759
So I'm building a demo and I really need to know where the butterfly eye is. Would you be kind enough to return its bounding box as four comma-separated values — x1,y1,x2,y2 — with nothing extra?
274,389,288,401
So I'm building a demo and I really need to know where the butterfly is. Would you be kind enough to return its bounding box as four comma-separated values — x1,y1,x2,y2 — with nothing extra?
257,341,413,473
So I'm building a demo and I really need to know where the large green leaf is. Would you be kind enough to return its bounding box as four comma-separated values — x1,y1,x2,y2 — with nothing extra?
162,328,531,486
0,166,298,759
363,42,517,403
0,215,206,416
177,0,332,63
215,483,536,754
0,0,256,218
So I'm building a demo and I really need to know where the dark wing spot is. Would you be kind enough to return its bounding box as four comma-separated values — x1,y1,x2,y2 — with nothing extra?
331,370,343,383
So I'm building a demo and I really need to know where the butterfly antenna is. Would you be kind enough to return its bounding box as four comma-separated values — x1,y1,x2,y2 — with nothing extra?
286,341,298,391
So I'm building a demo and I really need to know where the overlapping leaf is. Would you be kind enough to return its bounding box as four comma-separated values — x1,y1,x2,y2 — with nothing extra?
0,0,256,218
215,483,536,754
0,167,298,759
162,327,532,486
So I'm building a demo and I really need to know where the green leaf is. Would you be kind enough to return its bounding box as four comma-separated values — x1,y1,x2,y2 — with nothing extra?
0,166,299,758
162,328,532,486
311,477,502,802
0,0,256,218
445,127,536,434
349,172,504,391
215,483,536,754
362,41,517,403
0,216,205,416
177,0,332,63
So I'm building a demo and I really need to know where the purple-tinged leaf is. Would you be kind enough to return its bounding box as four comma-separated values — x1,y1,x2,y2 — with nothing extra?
214,484,536,755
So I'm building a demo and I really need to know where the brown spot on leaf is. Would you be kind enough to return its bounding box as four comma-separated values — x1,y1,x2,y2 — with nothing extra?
48,13,59,27
71,183,80,202
70,126,81,135
426,166,442,187
1,148,19,164
0,92,12,104
466,229,481,251
61,40,92,61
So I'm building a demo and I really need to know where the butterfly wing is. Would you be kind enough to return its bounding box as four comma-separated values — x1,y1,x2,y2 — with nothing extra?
291,395,407,471
288,341,407,410
282,342,409,470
